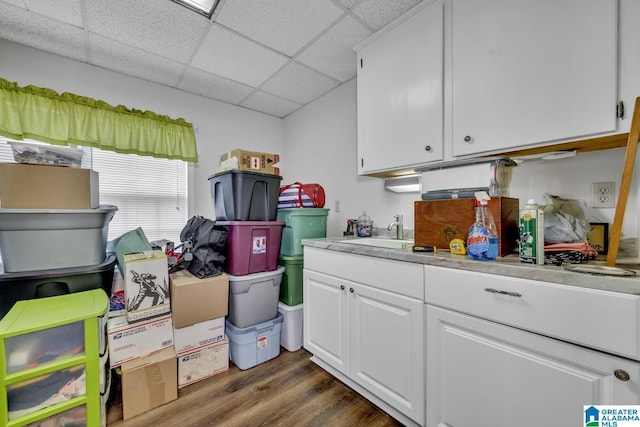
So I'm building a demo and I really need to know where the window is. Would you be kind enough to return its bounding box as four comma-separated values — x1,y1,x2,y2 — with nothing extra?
0,140,189,245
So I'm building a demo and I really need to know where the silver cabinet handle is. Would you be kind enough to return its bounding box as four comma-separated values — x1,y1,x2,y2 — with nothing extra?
615,369,631,381
484,287,522,297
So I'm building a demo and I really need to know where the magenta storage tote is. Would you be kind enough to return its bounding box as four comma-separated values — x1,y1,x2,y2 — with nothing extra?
217,221,284,276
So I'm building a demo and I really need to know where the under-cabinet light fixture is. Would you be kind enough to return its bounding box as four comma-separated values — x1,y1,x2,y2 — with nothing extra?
171,0,219,18
384,175,421,193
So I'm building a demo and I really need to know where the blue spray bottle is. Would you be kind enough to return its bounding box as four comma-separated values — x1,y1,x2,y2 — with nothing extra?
466,191,499,261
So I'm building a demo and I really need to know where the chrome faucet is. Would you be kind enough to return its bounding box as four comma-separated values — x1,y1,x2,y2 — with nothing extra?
387,214,404,240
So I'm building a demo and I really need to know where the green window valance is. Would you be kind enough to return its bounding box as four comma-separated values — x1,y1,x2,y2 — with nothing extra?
0,77,198,162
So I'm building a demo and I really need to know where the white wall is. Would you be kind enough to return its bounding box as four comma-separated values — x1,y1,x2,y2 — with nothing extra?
284,81,640,241
3,28,639,244
0,39,283,220
283,79,419,238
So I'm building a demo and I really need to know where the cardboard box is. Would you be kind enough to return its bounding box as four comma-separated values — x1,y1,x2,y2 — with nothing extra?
170,270,229,328
220,149,280,175
178,339,229,388
173,316,225,355
0,163,99,209
121,347,177,420
124,251,170,323
414,197,520,257
107,314,174,367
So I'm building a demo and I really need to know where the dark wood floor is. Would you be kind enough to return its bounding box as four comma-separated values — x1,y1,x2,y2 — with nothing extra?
106,348,404,426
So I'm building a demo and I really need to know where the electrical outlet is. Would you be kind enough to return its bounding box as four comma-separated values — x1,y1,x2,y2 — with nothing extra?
591,182,616,208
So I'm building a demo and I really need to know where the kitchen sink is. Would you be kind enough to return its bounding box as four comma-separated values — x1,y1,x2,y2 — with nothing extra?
335,238,414,249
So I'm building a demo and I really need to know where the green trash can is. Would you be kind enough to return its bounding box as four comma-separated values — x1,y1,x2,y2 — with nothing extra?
278,254,304,305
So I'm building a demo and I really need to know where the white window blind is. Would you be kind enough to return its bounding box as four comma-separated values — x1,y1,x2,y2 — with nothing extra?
0,140,188,245
89,148,188,244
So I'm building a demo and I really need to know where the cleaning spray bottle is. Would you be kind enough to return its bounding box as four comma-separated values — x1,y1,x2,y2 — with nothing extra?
467,191,499,261
519,199,545,264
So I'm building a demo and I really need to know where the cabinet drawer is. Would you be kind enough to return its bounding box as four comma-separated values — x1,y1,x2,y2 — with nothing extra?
5,321,85,375
304,247,424,300
7,364,86,421
425,266,640,360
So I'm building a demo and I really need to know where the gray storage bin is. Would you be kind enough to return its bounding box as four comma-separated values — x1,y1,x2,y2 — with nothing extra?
227,266,284,328
0,205,117,272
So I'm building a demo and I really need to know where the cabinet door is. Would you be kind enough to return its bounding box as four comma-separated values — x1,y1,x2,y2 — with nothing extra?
351,283,425,424
426,305,640,427
452,0,618,156
356,0,443,174
303,270,349,374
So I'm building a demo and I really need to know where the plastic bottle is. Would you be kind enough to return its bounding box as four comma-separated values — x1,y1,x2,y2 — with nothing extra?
467,191,499,261
356,211,373,237
519,199,545,264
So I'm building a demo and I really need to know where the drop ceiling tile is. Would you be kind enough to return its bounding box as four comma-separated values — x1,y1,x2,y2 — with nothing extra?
22,0,83,27
241,90,302,118
261,62,339,105
334,0,360,9
215,0,344,57
191,24,289,87
352,0,423,30
178,67,255,105
89,34,184,87
296,15,371,82
0,4,87,62
1,0,25,7
86,0,208,63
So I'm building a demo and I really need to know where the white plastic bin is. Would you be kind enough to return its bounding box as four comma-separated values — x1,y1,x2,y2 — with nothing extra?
278,302,303,352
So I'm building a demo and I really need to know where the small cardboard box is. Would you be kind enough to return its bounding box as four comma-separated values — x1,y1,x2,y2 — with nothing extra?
107,313,174,367
220,149,280,175
414,197,520,257
170,270,229,329
0,163,99,209
124,251,170,323
178,339,229,388
173,316,226,355
121,347,177,420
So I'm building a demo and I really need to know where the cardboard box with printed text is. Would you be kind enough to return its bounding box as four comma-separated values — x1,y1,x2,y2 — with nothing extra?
220,149,280,175
124,250,170,323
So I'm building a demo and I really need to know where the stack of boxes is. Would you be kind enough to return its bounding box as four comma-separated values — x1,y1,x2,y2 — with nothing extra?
209,149,286,370
0,144,118,425
107,250,230,420
276,208,329,351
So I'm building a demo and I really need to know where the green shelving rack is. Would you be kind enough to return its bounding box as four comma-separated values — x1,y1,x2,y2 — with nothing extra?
0,289,108,427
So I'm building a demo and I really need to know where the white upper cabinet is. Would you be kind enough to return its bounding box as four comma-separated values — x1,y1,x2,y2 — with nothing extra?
356,0,444,175
451,0,619,156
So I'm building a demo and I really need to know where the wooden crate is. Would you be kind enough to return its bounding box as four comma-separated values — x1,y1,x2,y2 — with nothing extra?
414,197,520,257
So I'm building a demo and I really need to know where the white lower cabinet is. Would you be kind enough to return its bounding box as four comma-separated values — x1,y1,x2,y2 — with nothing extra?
426,305,640,427
425,265,640,427
304,247,424,426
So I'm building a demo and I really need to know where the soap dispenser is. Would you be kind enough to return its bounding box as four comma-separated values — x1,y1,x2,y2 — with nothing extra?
356,211,373,237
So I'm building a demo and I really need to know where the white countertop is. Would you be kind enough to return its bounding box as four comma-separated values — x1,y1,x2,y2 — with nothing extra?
302,237,640,296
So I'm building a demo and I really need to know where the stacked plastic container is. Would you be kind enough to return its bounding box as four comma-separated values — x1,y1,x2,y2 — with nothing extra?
0,147,118,320
276,207,329,352
208,169,285,369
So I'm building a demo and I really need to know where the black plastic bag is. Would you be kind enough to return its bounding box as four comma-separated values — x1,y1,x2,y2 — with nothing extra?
179,216,228,278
